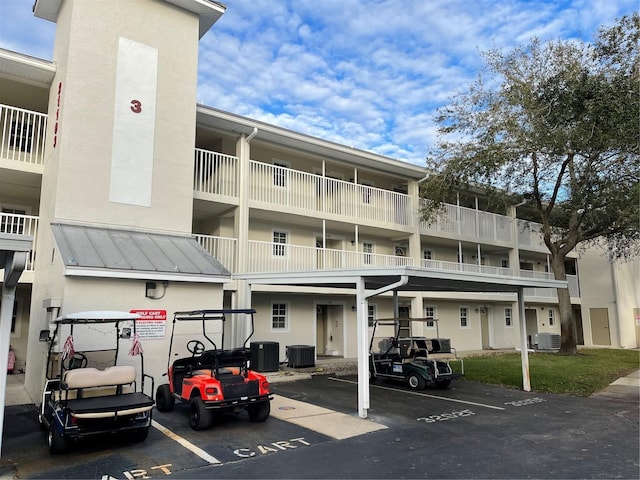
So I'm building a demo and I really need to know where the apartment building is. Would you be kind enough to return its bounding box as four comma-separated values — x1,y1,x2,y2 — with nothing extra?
0,0,636,403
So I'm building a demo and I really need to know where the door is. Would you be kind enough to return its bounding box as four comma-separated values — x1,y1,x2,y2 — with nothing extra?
480,308,490,349
525,309,538,348
590,308,611,346
316,305,327,355
317,304,344,356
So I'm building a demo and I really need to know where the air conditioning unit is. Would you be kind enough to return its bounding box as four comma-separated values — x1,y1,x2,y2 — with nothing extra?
286,345,315,368
536,333,561,350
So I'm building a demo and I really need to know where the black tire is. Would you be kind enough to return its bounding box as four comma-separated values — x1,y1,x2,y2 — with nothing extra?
435,379,452,389
131,427,150,443
48,424,69,455
247,401,270,422
156,384,175,412
407,373,426,390
189,396,213,430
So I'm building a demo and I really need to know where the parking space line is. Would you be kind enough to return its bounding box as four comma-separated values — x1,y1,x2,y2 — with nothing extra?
329,377,506,411
151,420,222,464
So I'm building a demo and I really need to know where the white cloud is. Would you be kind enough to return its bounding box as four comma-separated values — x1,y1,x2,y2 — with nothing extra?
1,0,637,166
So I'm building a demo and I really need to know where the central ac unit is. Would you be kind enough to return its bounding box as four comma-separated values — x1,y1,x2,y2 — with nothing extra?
536,333,561,350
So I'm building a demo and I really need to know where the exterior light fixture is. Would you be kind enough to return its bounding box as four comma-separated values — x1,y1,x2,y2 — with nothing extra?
145,281,156,299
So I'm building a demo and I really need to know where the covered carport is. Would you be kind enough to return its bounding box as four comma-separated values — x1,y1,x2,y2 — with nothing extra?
0,233,32,456
236,266,567,418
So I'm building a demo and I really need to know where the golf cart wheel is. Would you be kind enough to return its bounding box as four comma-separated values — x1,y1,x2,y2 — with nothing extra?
407,373,426,390
48,424,69,455
189,396,213,430
155,384,175,412
247,401,270,422
131,427,150,443
435,379,452,389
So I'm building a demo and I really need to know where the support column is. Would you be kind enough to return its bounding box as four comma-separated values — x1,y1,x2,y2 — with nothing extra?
517,287,531,391
356,277,369,418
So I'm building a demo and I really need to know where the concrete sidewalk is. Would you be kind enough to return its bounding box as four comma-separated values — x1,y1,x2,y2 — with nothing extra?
589,369,640,403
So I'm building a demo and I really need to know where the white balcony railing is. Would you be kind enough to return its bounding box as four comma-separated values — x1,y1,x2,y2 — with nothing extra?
517,219,547,249
0,104,47,166
422,258,514,277
0,212,38,271
248,161,414,229
194,234,237,273
193,149,239,198
419,201,513,244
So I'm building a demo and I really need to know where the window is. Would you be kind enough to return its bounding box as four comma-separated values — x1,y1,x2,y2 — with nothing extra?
271,303,287,330
501,259,509,269
548,309,554,326
505,307,513,327
273,231,287,257
423,250,433,260
362,242,373,265
1,208,27,235
10,121,33,152
361,182,373,204
273,161,288,187
367,304,377,327
459,307,469,328
424,306,437,327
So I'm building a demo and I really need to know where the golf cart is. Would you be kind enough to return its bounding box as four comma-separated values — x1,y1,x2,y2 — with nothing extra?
38,311,155,454
369,318,464,390
155,309,272,430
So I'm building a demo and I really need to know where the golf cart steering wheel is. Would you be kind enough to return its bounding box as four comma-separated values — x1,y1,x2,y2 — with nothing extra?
65,352,88,370
187,340,205,356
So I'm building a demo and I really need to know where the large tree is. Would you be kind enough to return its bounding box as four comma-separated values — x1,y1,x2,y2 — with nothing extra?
423,14,639,354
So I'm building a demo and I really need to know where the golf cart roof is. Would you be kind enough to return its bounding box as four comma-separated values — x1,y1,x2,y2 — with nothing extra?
173,309,256,321
54,311,141,325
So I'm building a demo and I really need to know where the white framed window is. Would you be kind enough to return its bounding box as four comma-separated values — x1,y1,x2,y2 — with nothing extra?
459,306,469,328
362,242,373,265
501,258,509,268
505,307,513,327
271,303,288,331
11,298,22,336
423,249,433,260
10,121,33,152
361,182,374,204
548,309,554,326
367,304,377,327
1,207,28,235
272,160,289,188
424,306,437,328
395,245,406,257
273,230,288,257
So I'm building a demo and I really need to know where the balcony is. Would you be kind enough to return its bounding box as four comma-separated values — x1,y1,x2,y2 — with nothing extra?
419,201,513,244
192,149,552,249
0,212,39,271
248,161,414,230
0,103,47,168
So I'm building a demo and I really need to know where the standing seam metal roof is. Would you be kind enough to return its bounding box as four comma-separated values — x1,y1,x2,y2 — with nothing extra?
51,223,230,278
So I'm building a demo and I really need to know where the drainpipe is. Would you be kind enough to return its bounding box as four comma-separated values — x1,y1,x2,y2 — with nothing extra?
246,127,258,143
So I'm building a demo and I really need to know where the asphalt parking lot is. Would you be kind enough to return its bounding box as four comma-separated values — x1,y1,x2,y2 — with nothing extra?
2,374,639,479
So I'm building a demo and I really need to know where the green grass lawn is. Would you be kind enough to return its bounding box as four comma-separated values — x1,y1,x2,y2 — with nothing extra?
457,348,639,396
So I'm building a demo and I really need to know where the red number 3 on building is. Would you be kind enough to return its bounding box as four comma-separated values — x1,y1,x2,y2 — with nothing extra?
130,99,142,113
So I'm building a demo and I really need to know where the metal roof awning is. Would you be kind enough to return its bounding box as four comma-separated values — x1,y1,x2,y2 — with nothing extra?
235,266,567,418
51,223,231,283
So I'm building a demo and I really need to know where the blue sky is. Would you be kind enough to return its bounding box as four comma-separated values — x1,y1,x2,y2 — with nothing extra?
0,0,636,166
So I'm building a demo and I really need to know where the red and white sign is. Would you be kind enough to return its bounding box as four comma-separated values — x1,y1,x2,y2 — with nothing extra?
129,309,167,339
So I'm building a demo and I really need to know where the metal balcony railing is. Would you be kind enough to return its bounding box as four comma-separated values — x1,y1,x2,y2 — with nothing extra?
0,104,47,166
418,200,513,244
248,161,415,229
0,212,38,271
193,149,239,198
